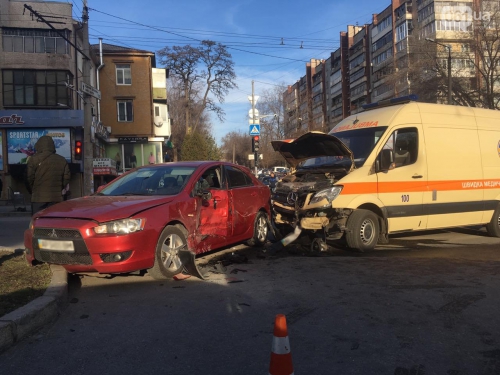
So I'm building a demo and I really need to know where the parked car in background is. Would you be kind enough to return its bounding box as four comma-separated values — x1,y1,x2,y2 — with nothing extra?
24,161,271,280
272,166,289,174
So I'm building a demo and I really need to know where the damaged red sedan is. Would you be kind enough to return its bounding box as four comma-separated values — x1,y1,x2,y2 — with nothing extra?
24,161,271,279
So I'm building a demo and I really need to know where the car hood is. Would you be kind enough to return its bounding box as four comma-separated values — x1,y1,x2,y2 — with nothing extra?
271,131,354,167
34,195,175,222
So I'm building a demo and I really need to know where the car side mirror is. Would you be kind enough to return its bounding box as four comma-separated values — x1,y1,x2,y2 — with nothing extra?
377,149,394,172
193,179,212,199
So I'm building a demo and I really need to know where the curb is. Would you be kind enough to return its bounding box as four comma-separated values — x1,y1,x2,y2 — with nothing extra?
0,264,68,353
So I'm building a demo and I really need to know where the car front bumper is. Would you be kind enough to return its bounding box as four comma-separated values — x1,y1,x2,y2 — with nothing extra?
24,217,157,274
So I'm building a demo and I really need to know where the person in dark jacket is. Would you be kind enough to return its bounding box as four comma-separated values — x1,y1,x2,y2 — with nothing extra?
27,135,71,215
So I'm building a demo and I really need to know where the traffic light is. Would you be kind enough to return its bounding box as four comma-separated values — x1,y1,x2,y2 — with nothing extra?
74,140,82,160
252,135,260,152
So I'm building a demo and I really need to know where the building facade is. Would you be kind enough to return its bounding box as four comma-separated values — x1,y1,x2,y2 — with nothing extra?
283,0,494,136
0,0,95,199
91,42,170,187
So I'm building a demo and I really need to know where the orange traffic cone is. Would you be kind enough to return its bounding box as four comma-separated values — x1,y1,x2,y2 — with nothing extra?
269,314,294,375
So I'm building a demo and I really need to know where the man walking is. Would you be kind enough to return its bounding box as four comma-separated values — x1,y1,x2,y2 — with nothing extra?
27,135,70,215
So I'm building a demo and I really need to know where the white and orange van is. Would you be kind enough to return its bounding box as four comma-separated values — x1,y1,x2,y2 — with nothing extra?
271,96,500,251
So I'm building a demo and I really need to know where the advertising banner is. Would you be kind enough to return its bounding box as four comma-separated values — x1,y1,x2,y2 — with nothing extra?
7,128,71,164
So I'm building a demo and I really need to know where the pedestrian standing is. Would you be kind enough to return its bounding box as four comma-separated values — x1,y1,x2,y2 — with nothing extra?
163,151,170,163
148,152,155,164
27,135,70,215
115,152,121,171
130,152,137,168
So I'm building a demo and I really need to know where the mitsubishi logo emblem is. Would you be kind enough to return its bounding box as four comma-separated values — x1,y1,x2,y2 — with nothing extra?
48,229,57,238
287,192,298,205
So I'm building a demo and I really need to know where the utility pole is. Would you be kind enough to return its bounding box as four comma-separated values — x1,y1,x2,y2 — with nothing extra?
82,2,93,195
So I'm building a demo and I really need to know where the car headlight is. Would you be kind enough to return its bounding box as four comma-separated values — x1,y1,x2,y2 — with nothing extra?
309,186,343,205
93,218,146,234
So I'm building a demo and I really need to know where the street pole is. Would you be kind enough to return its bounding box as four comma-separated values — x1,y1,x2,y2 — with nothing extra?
252,80,258,176
82,2,93,195
447,47,452,105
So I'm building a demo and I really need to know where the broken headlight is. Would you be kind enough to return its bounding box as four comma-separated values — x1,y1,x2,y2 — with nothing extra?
94,218,145,234
309,186,343,206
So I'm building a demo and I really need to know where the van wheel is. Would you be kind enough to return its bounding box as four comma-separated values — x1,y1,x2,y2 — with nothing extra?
345,210,379,251
486,205,500,237
148,225,187,280
247,212,269,247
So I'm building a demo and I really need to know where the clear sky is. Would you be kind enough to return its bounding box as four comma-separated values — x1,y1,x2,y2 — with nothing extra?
74,0,387,144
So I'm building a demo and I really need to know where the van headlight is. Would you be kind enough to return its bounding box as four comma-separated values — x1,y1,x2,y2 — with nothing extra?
309,186,343,205
94,218,145,234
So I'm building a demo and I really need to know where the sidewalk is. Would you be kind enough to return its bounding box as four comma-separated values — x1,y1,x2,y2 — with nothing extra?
0,201,32,217
0,203,68,354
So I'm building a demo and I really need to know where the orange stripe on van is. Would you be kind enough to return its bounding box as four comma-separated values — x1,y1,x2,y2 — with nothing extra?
340,179,500,195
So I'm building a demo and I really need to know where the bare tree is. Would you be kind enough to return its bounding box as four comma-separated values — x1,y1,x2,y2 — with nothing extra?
165,77,212,160
220,131,252,167
157,40,237,135
255,84,287,167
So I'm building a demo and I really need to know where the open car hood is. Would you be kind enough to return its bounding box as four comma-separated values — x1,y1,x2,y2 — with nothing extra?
271,131,354,167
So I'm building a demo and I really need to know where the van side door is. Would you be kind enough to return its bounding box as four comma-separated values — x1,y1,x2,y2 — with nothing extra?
376,126,428,232
422,119,484,228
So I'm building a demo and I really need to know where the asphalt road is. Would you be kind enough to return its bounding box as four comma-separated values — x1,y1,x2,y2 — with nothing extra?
0,216,30,250
1,226,500,375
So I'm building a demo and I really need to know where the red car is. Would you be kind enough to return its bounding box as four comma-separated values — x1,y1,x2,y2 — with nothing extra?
24,161,271,279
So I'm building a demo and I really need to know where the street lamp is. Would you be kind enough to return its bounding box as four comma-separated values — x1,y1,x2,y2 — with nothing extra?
425,38,452,105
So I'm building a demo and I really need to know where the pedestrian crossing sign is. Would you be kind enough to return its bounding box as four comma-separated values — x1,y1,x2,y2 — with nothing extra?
249,125,260,135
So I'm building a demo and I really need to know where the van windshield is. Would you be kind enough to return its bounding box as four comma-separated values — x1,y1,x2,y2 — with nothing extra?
299,126,388,169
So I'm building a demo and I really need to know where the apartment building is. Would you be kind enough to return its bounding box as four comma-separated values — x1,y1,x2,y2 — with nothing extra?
283,0,490,137
311,59,327,131
283,82,300,137
91,43,171,179
348,25,371,114
0,0,95,198
371,5,395,102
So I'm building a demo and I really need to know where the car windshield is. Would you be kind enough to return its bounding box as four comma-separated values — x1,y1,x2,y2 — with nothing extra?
299,126,388,169
97,166,196,196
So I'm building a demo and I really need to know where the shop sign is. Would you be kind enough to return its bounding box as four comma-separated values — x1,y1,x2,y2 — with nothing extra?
118,136,148,144
93,158,115,167
93,167,117,176
93,120,110,140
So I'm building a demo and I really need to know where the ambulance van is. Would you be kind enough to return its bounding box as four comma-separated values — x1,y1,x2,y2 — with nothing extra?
271,97,500,251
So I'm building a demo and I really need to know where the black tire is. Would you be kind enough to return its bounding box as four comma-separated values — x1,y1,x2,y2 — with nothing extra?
247,211,269,247
147,225,187,280
345,209,380,252
486,204,500,237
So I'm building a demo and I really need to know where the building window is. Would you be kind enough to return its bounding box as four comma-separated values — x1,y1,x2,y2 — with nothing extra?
2,28,69,54
377,15,392,32
117,100,133,122
116,64,131,85
2,69,71,107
